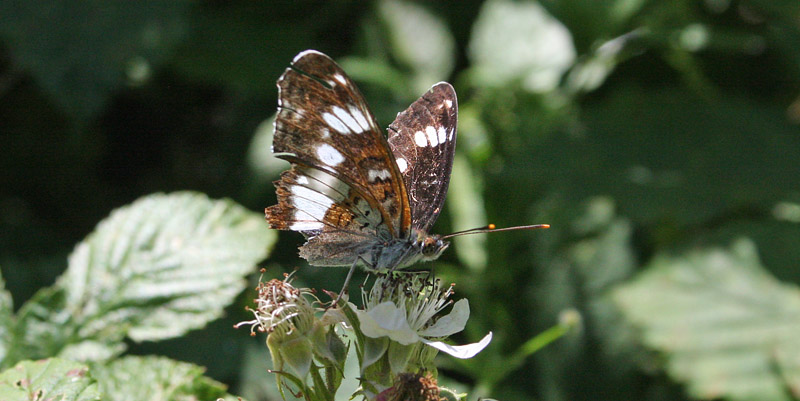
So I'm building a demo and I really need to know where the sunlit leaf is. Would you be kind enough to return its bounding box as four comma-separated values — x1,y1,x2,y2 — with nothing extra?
11,192,275,363
90,356,240,401
0,271,11,366
614,239,800,401
565,29,644,94
246,114,290,189
448,154,488,272
468,0,576,92
0,358,100,401
378,0,455,94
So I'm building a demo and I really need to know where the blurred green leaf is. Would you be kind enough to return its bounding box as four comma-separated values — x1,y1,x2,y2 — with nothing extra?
169,3,347,93
0,272,11,365
565,29,645,94
9,192,275,364
0,358,100,401
377,0,455,94
614,239,800,401
545,0,647,48
247,114,290,188
91,355,239,401
468,0,576,92
519,197,644,400
448,154,488,272
0,0,189,124
522,86,800,229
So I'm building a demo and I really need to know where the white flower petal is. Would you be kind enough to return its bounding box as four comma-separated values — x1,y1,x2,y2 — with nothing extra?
419,299,469,337
421,331,492,359
356,301,420,345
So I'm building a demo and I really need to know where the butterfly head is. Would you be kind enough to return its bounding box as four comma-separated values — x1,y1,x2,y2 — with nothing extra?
418,231,449,262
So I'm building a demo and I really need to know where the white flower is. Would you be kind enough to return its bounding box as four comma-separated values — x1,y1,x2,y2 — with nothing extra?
354,274,492,359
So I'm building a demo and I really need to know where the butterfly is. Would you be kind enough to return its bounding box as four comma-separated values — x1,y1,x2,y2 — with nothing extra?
265,50,547,281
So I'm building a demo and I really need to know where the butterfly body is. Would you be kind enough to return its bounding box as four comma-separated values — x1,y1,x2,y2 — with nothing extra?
300,228,448,271
266,50,457,273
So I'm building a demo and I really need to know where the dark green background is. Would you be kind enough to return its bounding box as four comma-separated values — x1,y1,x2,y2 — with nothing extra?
2,1,799,400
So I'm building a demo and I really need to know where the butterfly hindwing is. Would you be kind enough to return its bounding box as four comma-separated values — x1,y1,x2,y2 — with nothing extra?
266,166,383,235
387,83,458,231
269,50,413,242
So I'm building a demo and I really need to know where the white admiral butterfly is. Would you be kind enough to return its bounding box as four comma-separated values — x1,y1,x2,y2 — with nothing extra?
266,50,547,284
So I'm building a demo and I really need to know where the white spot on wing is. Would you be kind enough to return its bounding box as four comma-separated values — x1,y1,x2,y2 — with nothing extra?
349,106,370,131
333,74,347,85
425,126,439,146
320,127,330,138
445,99,453,108
332,106,364,133
396,158,408,173
437,126,446,144
322,112,350,134
289,184,333,231
290,221,324,231
304,168,349,202
296,175,309,185
368,169,391,182
414,131,428,147
449,127,455,140
316,143,345,166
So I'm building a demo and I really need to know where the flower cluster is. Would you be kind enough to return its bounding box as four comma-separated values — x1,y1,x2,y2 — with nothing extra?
236,271,489,401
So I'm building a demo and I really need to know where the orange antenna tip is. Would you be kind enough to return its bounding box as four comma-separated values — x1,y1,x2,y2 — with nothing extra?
441,222,550,239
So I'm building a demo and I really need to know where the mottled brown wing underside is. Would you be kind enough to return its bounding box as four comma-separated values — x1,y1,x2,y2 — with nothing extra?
267,50,412,246
387,83,458,231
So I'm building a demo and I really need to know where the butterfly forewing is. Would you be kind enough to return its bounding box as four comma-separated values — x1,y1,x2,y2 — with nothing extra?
268,50,412,240
387,83,458,231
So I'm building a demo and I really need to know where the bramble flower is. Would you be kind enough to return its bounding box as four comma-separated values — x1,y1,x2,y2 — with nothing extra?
354,273,492,368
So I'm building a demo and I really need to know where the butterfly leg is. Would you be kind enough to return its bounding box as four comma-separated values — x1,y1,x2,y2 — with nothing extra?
334,255,374,306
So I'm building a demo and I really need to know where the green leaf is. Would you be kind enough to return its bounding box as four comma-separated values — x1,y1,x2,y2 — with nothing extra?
12,192,275,363
0,0,189,124
0,358,101,401
448,154,488,272
377,0,455,95
467,0,576,92
614,239,800,401
239,341,294,401
0,271,12,365
90,355,240,401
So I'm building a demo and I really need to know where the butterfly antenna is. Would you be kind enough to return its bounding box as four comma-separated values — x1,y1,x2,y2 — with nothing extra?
441,223,550,239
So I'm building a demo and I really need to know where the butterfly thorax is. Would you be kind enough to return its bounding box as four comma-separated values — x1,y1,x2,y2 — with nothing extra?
369,229,449,271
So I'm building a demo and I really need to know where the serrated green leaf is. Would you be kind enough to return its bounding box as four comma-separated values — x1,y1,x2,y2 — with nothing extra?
12,192,275,363
468,0,576,92
91,355,240,401
614,239,800,401
0,358,101,401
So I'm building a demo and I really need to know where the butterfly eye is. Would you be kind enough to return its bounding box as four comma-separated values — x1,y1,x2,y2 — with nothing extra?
421,237,446,257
